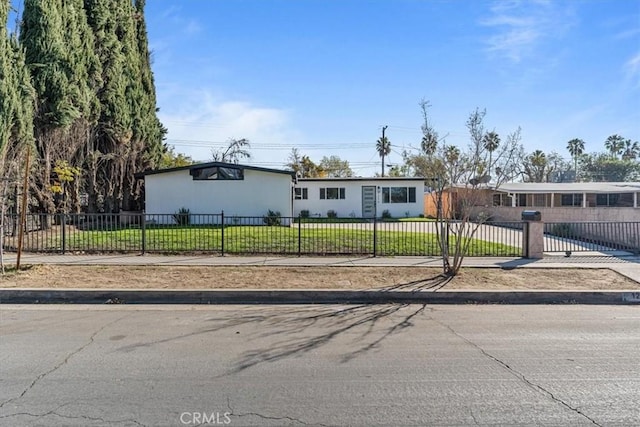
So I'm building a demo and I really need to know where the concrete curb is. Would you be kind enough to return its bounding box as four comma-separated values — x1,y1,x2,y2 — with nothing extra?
2,289,640,305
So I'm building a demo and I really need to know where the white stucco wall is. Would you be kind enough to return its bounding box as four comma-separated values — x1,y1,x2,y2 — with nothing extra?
144,168,292,223
293,179,424,218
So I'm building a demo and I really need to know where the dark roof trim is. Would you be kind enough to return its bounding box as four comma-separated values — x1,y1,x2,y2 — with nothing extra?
299,177,425,182
137,162,296,179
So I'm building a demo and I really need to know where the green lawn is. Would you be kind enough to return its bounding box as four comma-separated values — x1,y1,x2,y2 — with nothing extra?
46,224,521,256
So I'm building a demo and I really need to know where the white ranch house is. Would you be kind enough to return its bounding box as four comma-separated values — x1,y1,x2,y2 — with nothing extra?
293,177,425,218
140,162,295,223
489,182,640,222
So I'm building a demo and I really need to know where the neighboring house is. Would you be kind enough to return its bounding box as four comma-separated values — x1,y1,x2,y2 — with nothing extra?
488,182,640,222
139,162,295,223
293,177,425,218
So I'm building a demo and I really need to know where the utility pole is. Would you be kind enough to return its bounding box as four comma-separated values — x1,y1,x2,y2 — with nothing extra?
381,125,388,177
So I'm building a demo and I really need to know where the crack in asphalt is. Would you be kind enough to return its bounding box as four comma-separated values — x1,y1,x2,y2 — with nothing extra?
227,396,329,426
469,409,480,425
0,314,129,410
0,409,146,426
433,317,603,427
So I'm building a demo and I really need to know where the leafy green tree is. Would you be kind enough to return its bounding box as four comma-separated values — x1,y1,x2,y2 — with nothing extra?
581,153,640,182
286,149,325,178
159,146,194,169
319,155,353,177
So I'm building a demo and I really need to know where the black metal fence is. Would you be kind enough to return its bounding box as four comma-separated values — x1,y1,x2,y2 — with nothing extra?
544,221,640,255
1,213,525,257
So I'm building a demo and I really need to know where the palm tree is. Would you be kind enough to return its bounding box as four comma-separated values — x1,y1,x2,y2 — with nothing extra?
444,145,460,164
376,136,391,176
604,134,625,159
527,150,547,182
622,139,639,161
566,138,585,182
482,131,500,178
421,134,438,158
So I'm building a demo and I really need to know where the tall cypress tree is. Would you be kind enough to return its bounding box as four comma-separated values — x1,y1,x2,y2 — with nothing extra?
1,0,35,256
0,0,13,154
121,0,166,210
134,0,166,169
20,0,99,214
83,0,165,211
84,0,133,212
1,0,35,177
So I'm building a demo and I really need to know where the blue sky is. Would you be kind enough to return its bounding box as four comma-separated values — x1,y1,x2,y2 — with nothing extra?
14,0,640,176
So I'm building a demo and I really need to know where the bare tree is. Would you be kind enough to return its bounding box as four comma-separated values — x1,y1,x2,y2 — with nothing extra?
211,138,251,164
424,105,522,277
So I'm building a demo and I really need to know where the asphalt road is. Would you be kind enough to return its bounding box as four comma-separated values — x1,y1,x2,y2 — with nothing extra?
1,305,639,426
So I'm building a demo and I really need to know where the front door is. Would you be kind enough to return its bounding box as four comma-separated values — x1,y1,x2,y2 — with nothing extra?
361,186,376,218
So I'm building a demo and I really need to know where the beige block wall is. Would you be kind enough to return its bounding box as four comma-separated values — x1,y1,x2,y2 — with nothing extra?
488,206,639,222
486,206,640,250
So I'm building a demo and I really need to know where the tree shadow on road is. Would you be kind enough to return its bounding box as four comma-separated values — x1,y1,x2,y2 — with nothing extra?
378,273,452,292
205,304,429,375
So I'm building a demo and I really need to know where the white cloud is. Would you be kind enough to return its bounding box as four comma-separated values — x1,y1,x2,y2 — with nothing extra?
158,92,301,166
480,0,573,63
185,20,203,36
625,51,640,89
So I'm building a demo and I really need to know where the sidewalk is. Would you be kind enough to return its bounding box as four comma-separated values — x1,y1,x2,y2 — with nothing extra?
2,253,639,305
3,252,640,282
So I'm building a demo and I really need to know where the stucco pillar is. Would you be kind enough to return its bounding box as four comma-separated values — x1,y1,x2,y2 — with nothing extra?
524,221,544,259
550,193,554,208
582,192,587,208
634,192,638,208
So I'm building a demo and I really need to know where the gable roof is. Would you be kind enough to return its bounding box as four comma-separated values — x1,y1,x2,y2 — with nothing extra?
137,162,296,179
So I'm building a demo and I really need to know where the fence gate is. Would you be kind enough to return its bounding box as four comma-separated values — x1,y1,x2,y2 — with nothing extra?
543,222,640,255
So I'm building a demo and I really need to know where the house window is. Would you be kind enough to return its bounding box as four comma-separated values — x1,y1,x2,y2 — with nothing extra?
561,194,582,207
382,187,417,203
515,194,527,207
533,194,546,207
294,188,308,200
320,187,345,200
596,193,631,207
493,194,507,206
191,166,243,180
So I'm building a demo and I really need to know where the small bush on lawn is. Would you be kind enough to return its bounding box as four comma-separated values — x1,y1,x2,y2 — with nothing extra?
172,207,191,226
381,209,392,219
299,210,310,218
263,210,282,226
327,210,338,219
